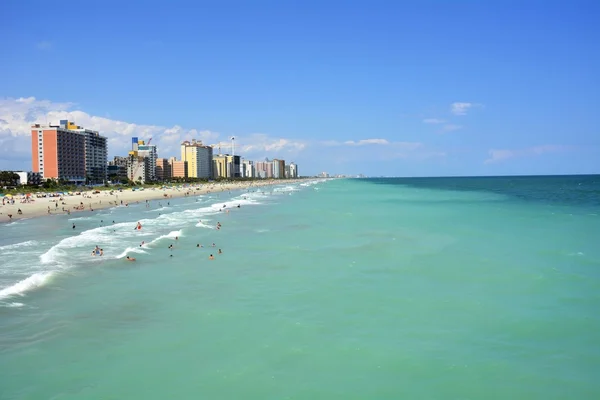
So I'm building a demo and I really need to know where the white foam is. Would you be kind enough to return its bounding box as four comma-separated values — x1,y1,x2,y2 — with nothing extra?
274,185,299,193
0,240,38,252
69,216,95,221
115,247,149,259
209,197,261,211
40,221,153,264
142,230,183,248
0,272,53,300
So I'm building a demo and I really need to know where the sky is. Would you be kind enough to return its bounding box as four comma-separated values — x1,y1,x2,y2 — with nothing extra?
0,0,599,177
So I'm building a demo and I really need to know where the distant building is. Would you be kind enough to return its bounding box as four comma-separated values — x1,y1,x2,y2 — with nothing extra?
138,143,158,181
289,162,298,178
15,171,43,186
255,159,273,179
212,155,228,179
272,159,285,179
127,157,151,184
107,156,129,181
169,157,188,178
156,158,171,181
181,140,213,179
242,159,255,178
212,154,240,178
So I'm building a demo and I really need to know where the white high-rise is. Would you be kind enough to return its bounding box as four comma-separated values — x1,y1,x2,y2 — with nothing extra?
289,162,298,178
138,144,157,181
242,159,255,178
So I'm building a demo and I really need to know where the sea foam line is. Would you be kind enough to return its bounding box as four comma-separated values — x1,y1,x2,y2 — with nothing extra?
0,272,54,300
0,240,38,252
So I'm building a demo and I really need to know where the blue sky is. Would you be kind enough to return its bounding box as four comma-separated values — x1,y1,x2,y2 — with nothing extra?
1,0,599,176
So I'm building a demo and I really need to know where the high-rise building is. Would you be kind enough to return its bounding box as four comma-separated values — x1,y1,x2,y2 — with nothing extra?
156,158,171,181
31,120,107,183
138,143,157,181
289,162,298,178
272,159,286,179
255,159,273,179
242,159,255,178
31,121,86,183
181,140,213,179
127,157,151,184
169,157,188,178
107,156,129,181
212,154,240,178
74,125,108,183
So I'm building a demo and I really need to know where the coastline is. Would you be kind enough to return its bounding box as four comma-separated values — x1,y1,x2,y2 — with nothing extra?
0,179,301,223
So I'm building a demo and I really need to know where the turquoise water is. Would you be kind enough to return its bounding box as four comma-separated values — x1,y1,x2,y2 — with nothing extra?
1,176,599,399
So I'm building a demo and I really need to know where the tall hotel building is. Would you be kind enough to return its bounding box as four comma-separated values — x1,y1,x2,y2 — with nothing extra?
31,120,107,183
181,140,213,179
137,143,158,181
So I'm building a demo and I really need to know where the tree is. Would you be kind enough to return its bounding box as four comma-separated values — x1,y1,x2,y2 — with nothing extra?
0,171,19,186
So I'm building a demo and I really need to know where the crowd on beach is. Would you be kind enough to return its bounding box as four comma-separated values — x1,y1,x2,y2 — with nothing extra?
0,180,291,222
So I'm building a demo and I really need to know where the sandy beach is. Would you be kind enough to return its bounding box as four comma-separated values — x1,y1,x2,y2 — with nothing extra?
0,179,300,223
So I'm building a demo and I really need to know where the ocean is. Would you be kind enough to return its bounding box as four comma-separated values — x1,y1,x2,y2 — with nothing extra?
1,176,599,399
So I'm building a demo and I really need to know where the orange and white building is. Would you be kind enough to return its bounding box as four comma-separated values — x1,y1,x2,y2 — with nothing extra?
31,120,107,183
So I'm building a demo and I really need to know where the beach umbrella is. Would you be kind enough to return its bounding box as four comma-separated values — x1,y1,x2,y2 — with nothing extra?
5,194,12,198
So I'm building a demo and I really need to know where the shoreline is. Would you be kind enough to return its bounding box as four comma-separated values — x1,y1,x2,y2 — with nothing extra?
0,179,303,223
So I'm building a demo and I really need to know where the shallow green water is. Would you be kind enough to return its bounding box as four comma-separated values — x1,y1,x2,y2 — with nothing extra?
1,177,599,399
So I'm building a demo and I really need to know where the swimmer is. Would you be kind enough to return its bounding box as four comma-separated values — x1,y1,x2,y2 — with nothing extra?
218,249,222,254
196,244,203,248
168,244,173,250
211,243,215,247
72,223,76,229
126,256,136,262
209,254,214,260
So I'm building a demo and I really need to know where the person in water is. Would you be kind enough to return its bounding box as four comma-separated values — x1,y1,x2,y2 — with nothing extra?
209,254,214,260
218,249,222,254
126,256,136,262
91,246,103,256
72,223,76,229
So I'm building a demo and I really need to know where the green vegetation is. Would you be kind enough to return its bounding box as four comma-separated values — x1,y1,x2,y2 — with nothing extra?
0,174,306,195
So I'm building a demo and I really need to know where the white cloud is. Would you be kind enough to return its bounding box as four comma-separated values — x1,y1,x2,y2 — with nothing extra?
451,102,483,116
484,145,570,164
344,138,390,146
239,133,306,156
441,124,462,133
0,96,443,172
0,97,313,168
423,118,445,124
